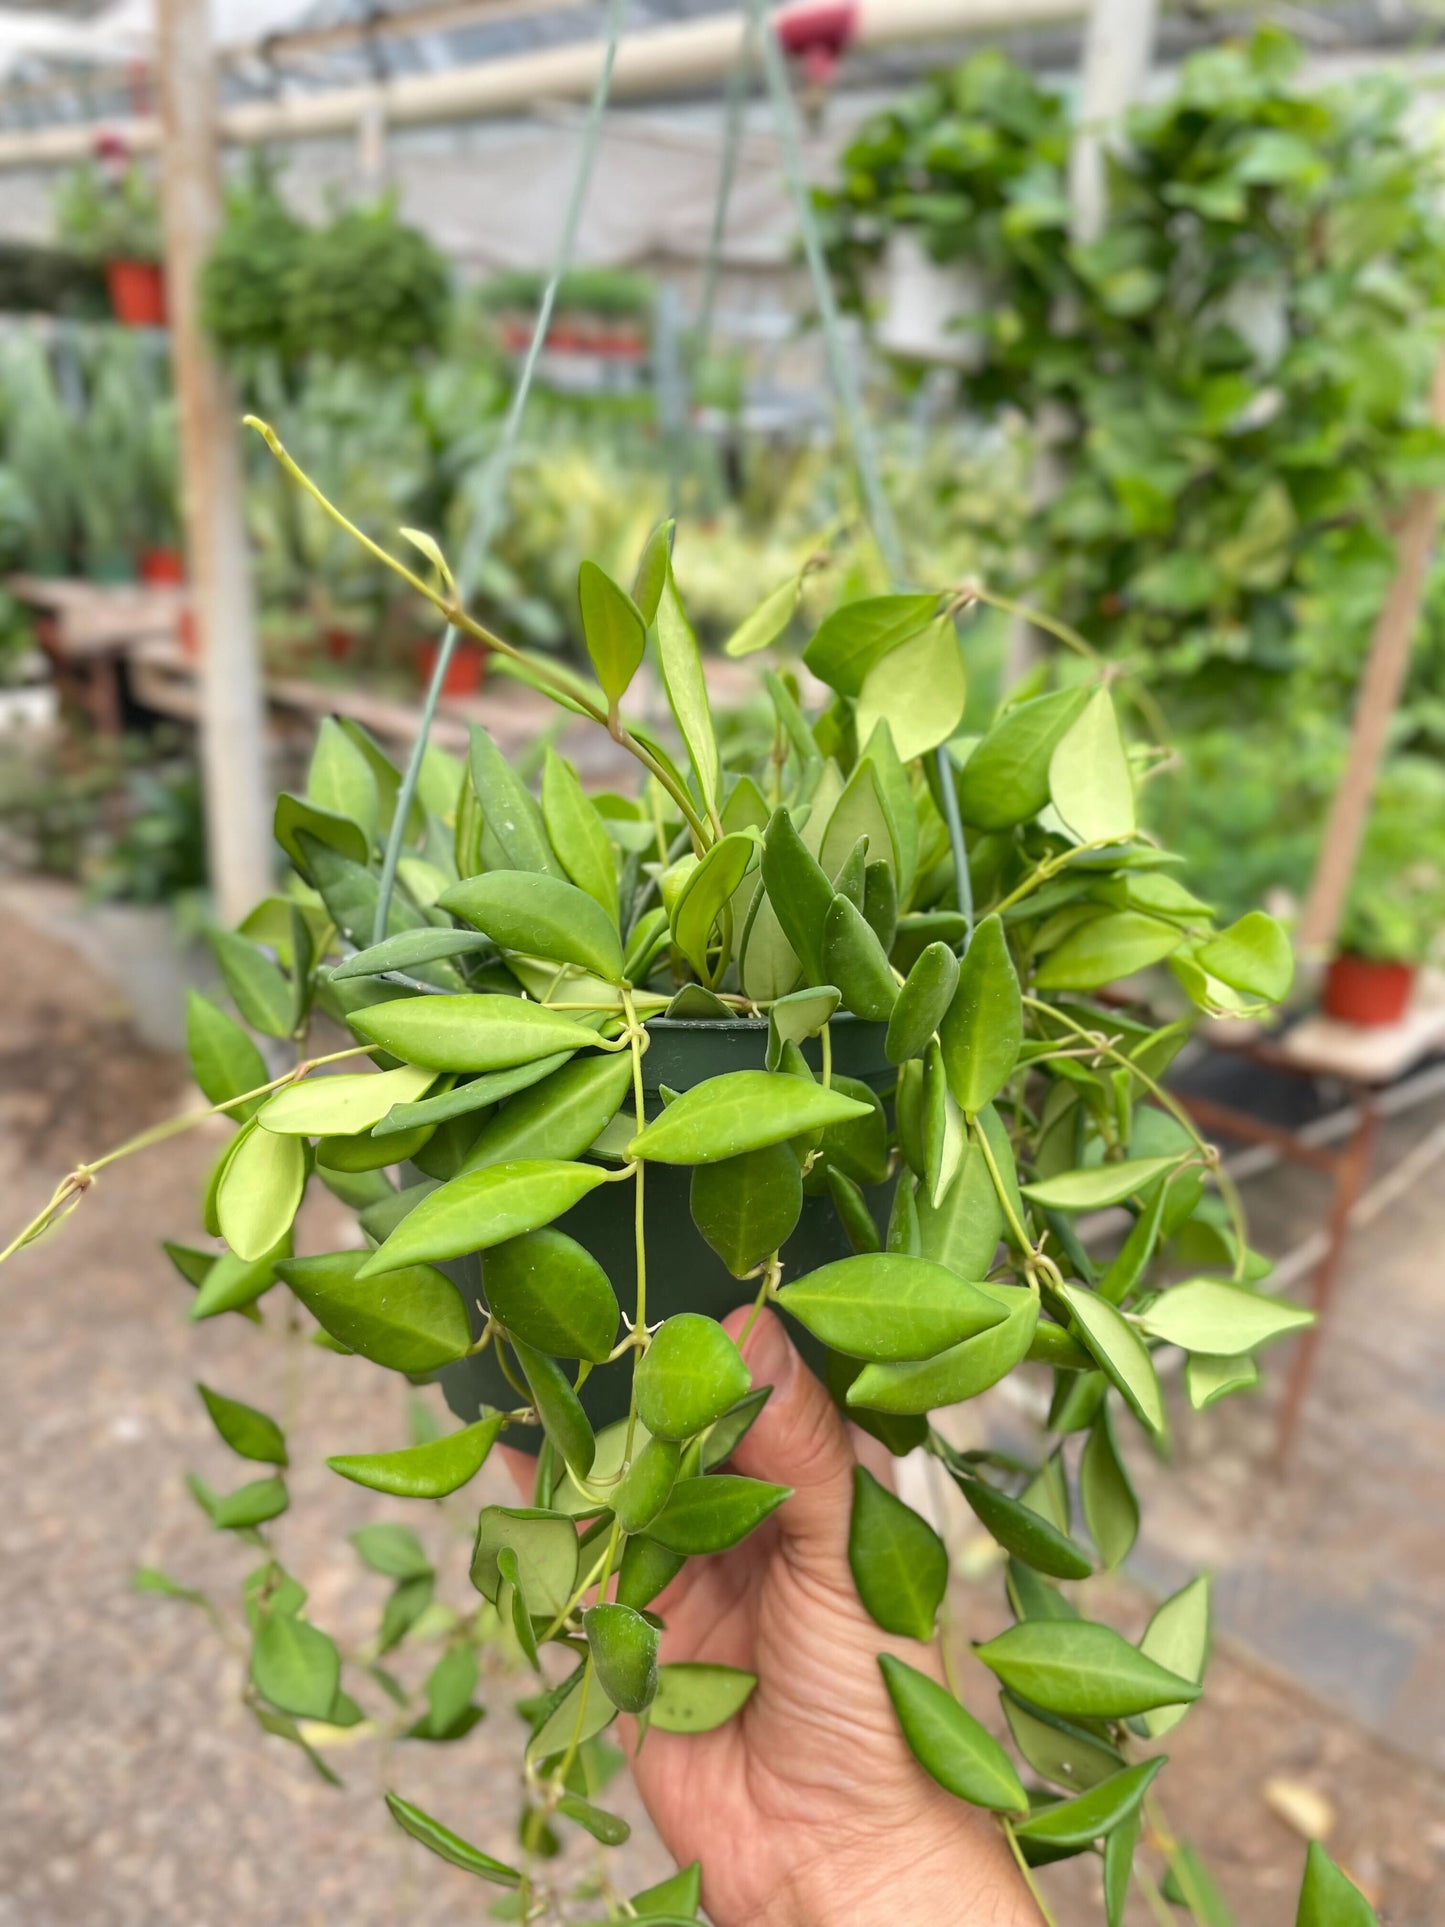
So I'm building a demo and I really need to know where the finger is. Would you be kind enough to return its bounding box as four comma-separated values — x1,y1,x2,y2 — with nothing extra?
722,1306,856,1580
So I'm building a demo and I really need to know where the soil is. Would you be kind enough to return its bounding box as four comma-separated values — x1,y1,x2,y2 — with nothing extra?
0,920,1441,1925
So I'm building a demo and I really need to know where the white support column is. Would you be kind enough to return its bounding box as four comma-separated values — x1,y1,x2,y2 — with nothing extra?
156,0,272,925
1069,0,1159,245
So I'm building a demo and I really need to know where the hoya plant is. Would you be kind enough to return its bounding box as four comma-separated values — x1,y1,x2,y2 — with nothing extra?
3,431,1372,1925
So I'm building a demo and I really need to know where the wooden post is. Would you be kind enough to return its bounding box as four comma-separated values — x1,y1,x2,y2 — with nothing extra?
155,0,272,925
1297,348,1445,962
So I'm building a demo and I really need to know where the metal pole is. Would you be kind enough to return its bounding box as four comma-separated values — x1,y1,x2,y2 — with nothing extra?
155,0,272,924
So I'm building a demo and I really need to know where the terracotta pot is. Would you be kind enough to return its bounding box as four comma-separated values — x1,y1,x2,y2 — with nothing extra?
105,258,166,327
419,637,487,697
139,546,185,585
324,625,357,663
177,608,198,660
1322,953,1416,1027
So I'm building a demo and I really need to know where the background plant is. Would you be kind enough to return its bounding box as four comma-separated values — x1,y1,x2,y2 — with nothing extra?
54,158,164,264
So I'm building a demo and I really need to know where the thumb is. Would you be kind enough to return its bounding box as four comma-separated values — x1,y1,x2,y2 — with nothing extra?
721,1306,856,1581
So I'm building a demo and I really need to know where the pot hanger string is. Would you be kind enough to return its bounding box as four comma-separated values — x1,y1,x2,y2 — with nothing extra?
373,0,631,942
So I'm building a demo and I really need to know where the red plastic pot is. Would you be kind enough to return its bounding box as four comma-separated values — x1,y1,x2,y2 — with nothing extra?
105,258,166,327
324,625,357,664
139,546,184,585
177,607,198,661
419,638,487,697
1322,953,1416,1028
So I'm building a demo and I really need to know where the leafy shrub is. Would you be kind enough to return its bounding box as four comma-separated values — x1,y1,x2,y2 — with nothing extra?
53,160,163,264
200,159,309,364
287,198,451,366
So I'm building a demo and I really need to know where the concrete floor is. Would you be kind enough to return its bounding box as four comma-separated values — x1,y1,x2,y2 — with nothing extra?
1,909,1442,1924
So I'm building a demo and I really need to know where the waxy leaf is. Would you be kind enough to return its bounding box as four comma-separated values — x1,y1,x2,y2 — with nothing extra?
557,1793,630,1847
357,1159,609,1276
916,1127,1006,1280
957,1474,1092,1579
939,916,1021,1116
584,1602,659,1714
690,1143,803,1278
649,1663,757,1733
385,1792,521,1888
1002,1695,1125,1793
820,757,899,885
328,1414,504,1499
471,1507,579,1618
198,1383,287,1465
613,1435,682,1532
218,1126,306,1262
886,942,960,1065
251,1610,340,1721
879,1656,1026,1813
1022,1156,1185,1213
1199,911,1294,1004
823,895,898,1021
189,1236,290,1321
541,748,617,920
1296,1842,1377,1926
1057,1283,1166,1435
776,1254,1007,1361
258,1063,433,1137
767,986,841,1068
855,615,967,762
273,791,370,882
849,1467,947,1640
655,569,720,818
956,686,1091,830
671,833,756,981
484,1229,618,1363
760,807,835,982
467,726,556,875
461,1051,633,1172
442,872,624,983
636,1315,752,1441
616,1535,685,1611
1105,1811,1140,1927
1034,910,1182,991
1186,1350,1260,1409
186,991,269,1118
629,1070,868,1165
375,1053,572,1136
1139,1575,1211,1738
277,1251,471,1372
975,1620,1201,1718
632,1863,703,1917
1048,686,1135,845
1080,1406,1138,1570
350,994,604,1073
329,928,489,982
212,928,295,1039
200,1473,289,1531
528,1664,618,1762
826,1165,881,1253
1013,1757,1166,1849
848,1282,1037,1414
646,1474,791,1554
632,522,672,625
803,593,939,697
578,559,647,705
308,713,379,839
352,1523,431,1578
512,1339,596,1476
1140,1278,1312,1354
723,570,805,657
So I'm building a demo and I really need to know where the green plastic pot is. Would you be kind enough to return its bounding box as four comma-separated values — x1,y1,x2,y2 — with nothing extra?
438,1015,893,1441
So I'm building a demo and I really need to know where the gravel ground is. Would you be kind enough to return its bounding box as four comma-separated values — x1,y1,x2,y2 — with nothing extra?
1,918,1441,1925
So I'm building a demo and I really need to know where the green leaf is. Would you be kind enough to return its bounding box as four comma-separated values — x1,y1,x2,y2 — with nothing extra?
776,1253,1007,1361
916,1126,1005,1278
1057,1283,1166,1435
655,568,720,819
628,1070,869,1165
459,1052,633,1172
1199,911,1294,1004
197,1383,287,1465
441,872,624,983
541,748,617,921
352,1523,432,1579
277,1250,471,1372
578,559,647,705
699,1387,771,1471
467,726,557,875
357,1159,609,1275
956,1474,1092,1579
308,715,379,844
1163,1844,1235,1925
513,1340,596,1477
350,993,603,1073
1034,911,1182,992
766,987,840,1069
471,1507,579,1618
690,1143,803,1278
328,1414,505,1499
484,1229,618,1363
385,1792,522,1887
760,806,835,982
1048,687,1135,845
632,521,672,625
613,1435,682,1532
557,1792,631,1847
820,757,899,885
886,942,960,1066
671,833,757,981
956,687,1091,831
584,1602,660,1714
1139,1575,1211,1739
974,1620,1200,1718
273,792,370,882
1002,1695,1124,1793
827,1166,881,1253
723,571,805,657
646,1474,791,1554
856,615,967,762
616,1535,685,1611
1187,1350,1260,1409
802,593,939,697
205,1473,289,1530
848,1282,1037,1414
1080,1406,1138,1570
1022,1156,1185,1212
1140,1278,1312,1353
878,1655,1026,1812
823,894,898,1021
636,1315,752,1441
939,916,1021,1116
188,1237,290,1321
1013,1757,1166,1849
211,929,294,1039
632,1863,702,1918
329,928,489,982
251,1610,340,1720
186,991,269,1118
218,1126,306,1262
257,1063,433,1137
1296,1842,1377,1926
421,1642,478,1737
649,1662,757,1733
848,1467,947,1640
528,1664,618,1760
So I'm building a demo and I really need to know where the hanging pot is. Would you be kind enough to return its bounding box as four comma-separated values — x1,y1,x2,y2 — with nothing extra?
437,1015,893,1438
104,259,166,328
1321,953,1416,1028
877,231,988,370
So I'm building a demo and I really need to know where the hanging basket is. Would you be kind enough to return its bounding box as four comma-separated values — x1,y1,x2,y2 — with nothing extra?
876,231,989,370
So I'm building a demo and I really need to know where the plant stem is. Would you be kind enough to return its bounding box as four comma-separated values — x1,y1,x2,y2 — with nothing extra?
820,1020,833,1090
1000,1819,1060,1927
969,1112,1034,1260
990,837,1121,920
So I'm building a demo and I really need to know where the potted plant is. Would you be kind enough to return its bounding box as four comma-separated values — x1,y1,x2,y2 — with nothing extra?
54,153,166,328
3,427,1374,1925
286,198,452,368
1322,757,1445,1026
200,157,309,374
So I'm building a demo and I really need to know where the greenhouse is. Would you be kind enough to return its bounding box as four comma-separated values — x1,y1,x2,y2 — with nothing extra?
0,3,1441,1923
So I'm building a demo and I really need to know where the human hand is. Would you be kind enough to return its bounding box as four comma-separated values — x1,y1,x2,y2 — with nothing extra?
599,1307,1041,1927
